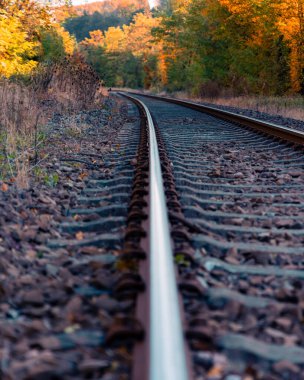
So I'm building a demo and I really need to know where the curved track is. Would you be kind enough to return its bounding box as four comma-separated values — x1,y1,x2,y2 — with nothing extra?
120,93,304,379
48,92,304,379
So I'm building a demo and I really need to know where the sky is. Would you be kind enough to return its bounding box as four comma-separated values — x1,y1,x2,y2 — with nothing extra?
72,0,156,7
72,0,99,4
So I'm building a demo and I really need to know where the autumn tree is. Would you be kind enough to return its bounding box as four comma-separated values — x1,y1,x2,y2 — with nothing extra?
216,0,303,93
123,13,162,87
270,0,304,93
67,0,303,95
153,0,297,95
0,0,76,77
0,11,39,76
81,30,105,47
63,0,149,41
80,12,163,88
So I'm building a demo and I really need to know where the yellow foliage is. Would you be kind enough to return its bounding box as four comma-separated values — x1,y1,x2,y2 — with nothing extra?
56,25,77,55
96,12,162,56
123,12,161,57
0,14,39,77
0,1,76,77
170,0,192,12
81,11,167,87
81,30,105,48
219,0,252,15
104,26,127,52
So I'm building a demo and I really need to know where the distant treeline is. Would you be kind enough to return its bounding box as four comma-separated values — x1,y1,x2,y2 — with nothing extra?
63,0,149,41
3,0,302,97
73,0,304,96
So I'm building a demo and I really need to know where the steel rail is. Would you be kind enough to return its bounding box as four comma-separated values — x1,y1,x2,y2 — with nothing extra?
120,93,190,380
123,92,304,145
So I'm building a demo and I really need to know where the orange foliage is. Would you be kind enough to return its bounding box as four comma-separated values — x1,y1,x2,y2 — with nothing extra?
271,0,304,92
158,50,168,85
219,0,304,92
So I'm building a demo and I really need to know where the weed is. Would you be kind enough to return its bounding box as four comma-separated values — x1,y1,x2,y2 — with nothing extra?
44,172,59,187
0,54,106,188
33,167,59,187
175,254,190,267
36,251,44,259
0,80,40,187
65,125,83,137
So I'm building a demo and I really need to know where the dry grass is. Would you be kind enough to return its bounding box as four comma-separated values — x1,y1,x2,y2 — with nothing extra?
0,80,40,188
0,55,106,188
33,54,105,114
172,92,304,121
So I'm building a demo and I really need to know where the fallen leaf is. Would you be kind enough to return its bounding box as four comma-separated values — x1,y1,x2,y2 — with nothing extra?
207,365,223,378
75,231,84,240
78,172,88,181
1,183,9,192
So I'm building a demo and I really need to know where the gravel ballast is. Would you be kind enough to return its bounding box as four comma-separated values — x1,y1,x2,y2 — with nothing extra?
0,96,140,380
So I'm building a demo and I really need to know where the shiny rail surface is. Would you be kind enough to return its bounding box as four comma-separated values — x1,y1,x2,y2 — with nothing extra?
120,93,190,380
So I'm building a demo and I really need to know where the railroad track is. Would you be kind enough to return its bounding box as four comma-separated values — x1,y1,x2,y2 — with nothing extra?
50,92,304,379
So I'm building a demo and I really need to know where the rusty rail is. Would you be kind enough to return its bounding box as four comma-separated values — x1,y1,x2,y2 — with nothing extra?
124,92,304,145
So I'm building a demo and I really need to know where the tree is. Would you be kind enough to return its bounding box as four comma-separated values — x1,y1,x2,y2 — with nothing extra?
104,26,127,52
154,0,294,95
0,0,76,77
81,30,105,47
0,11,39,76
40,26,76,63
218,0,303,93
271,0,304,93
